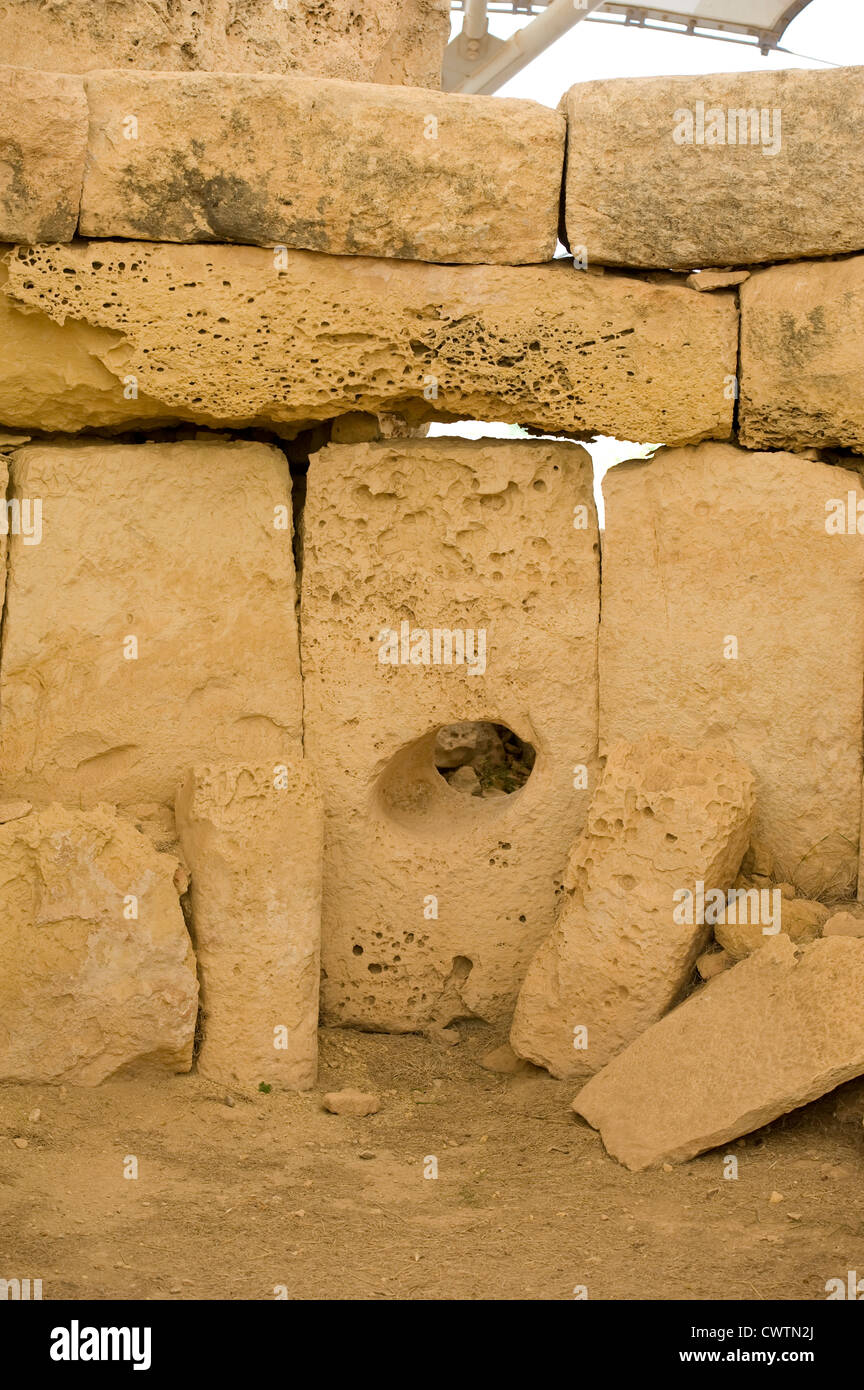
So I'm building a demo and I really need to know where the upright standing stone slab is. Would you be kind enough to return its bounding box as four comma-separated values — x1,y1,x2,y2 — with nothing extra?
176,763,322,1091
0,440,302,811
81,72,564,264
599,443,864,899
561,67,864,269
301,438,600,1031
0,66,87,242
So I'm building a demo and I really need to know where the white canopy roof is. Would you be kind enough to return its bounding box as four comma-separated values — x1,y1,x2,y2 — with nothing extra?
580,2,814,46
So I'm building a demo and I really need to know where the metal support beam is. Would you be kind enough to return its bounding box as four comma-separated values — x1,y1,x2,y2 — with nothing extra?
443,0,607,94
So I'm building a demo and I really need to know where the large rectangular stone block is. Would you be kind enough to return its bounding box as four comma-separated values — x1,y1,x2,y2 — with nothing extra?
561,67,864,269
0,440,302,810
301,438,600,1031
3,242,737,445
740,256,864,454
599,443,864,900
80,72,563,265
0,66,87,242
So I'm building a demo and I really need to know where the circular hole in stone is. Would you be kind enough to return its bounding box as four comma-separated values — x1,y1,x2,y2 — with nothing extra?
433,722,536,800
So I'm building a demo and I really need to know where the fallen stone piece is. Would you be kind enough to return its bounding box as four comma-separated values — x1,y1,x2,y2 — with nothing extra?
0,805,198,1084
740,256,864,453
509,735,754,1081
715,894,829,960
0,439,302,810
599,443,864,899
0,0,450,87
176,762,322,1091
323,1090,381,1117
686,271,749,292
0,67,87,242
823,911,864,938
574,936,864,1170
2,241,737,444
479,1043,532,1075
561,67,864,269
696,948,732,981
81,72,563,264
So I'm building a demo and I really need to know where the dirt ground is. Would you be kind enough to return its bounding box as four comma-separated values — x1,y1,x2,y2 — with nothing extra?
2,1021,863,1302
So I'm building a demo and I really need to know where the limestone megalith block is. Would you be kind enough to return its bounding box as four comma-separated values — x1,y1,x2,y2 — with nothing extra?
0,805,197,1084
80,72,563,265
740,256,864,453
3,242,736,444
301,438,600,1031
510,735,754,1080
176,763,322,1091
0,66,87,242
574,936,864,1170
599,443,864,899
0,440,302,810
0,0,449,88
561,67,864,269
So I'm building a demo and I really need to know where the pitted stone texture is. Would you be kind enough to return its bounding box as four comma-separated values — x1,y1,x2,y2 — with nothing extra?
510,735,753,1081
0,440,301,810
0,67,87,243
599,444,864,899
0,805,197,1085
561,67,864,270
740,256,864,454
2,242,736,445
301,438,599,1031
81,72,563,265
574,936,864,1170
176,763,322,1092
0,0,449,87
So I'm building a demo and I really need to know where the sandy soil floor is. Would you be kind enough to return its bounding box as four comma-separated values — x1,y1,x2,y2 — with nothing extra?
2,1022,863,1302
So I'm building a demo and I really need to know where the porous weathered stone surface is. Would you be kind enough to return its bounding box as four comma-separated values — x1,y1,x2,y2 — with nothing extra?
740,256,864,453
561,67,864,269
81,72,563,264
0,440,301,810
714,894,829,960
301,438,600,1031
574,936,864,1170
599,443,864,899
323,1090,380,1116
510,735,754,1081
0,67,87,243
2,242,737,444
176,763,322,1092
0,805,197,1084
0,0,449,87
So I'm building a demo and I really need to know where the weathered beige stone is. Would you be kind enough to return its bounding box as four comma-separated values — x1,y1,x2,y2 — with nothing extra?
0,67,87,243
0,0,449,87
81,72,563,264
599,443,864,899
715,894,829,960
301,438,599,1031
574,936,864,1170
740,256,864,453
2,242,737,444
823,911,864,937
0,440,302,810
0,805,197,1084
561,67,864,269
686,271,749,292
176,763,322,1092
323,1090,380,1116
510,735,754,1080
696,948,732,981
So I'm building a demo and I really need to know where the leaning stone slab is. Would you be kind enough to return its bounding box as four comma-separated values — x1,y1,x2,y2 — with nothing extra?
2,242,736,444
0,67,87,242
176,763,322,1091
81,72,563,264
561,67,864,269
740,256,864,454
599,443,864,900
510,735,754,1081
301,438,600,1031
0,805,197,1085
0,440,302,810
574,935,864,1170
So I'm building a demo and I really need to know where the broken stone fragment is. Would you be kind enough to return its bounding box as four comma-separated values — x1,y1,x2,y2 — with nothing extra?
696,948,732,981
0,805,198,1084
823,911,864,939
686,271,750,292
2,241,737,445
561,67,864,268
0,66,87,242
714,895,829,960
574,936,864,1170
176,762,322,1092
323,1090,381,1117
510,734,754,1081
